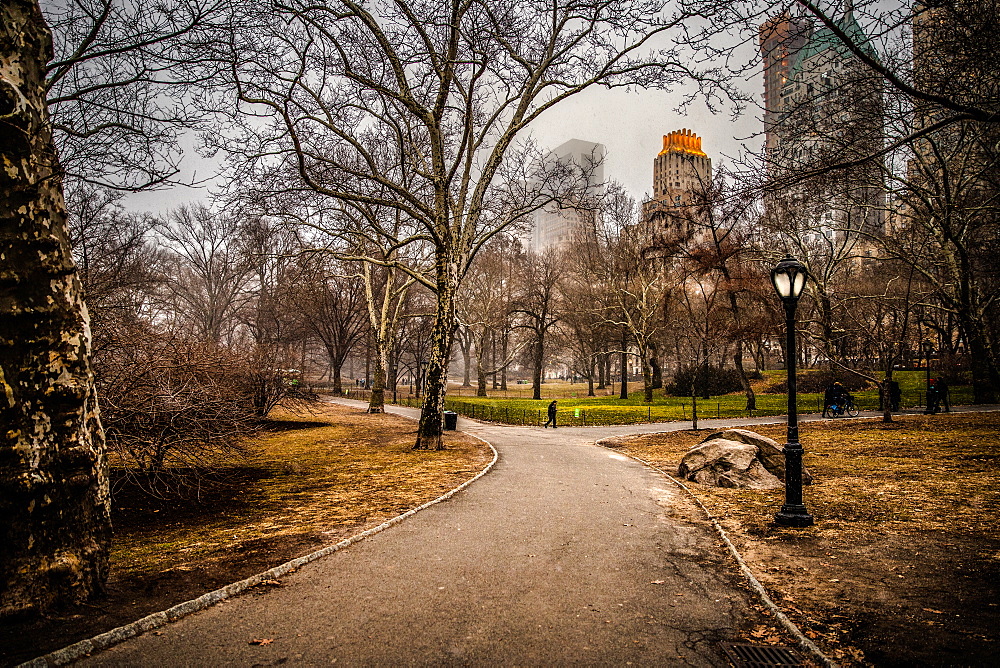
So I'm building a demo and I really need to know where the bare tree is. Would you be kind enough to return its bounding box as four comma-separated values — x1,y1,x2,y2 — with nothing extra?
155,203,253,345
211,0,730,448
1,0,111,617
293,255,367,396
458,238,524,397
513,252,563,400
42,0,230,190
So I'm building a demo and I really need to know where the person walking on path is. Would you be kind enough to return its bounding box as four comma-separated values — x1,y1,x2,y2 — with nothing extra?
936,378,951,412
544,400,558,428
889,379,901,412
926,380,940,414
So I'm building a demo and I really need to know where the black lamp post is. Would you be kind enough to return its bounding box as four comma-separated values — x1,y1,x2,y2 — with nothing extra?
923,338,933,397
922,339,934,412
770,255,814,528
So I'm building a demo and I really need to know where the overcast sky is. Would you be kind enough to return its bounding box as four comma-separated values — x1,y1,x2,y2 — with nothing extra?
124,61,765,214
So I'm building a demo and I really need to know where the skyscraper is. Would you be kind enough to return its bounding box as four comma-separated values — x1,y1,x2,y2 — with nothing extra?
759,5,885,241
531,139,606,253
641,129,713,249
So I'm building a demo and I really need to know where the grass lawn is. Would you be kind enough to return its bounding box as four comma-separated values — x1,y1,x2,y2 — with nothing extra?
1,403,492,667
395,370,973,426
602,412,1000,666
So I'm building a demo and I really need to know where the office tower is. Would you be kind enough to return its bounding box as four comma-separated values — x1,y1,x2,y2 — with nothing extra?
759,4,885,241
641,129,713,248
532,139,606,253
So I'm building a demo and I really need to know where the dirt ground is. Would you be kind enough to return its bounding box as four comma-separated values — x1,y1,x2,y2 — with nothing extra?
1,404,492,667
603,412,1000,667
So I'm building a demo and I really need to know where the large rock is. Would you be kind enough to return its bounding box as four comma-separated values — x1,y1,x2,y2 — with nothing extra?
700,428,813,485
678,438,784,490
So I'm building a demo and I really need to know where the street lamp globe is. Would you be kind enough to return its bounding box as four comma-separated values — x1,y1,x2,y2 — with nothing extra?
770,255,809,303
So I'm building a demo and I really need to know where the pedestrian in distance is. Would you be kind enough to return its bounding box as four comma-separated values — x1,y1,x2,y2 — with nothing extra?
925,379,940,414
544,400,558,428
889,379,901,412
936,378,950,412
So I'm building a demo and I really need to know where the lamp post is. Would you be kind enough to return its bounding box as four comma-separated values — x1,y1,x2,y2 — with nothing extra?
922,339,934,413
770,255,814,528
922,339,933,403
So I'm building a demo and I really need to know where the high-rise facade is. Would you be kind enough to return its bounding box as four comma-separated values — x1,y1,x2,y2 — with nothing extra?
641,129,713,249
759,6,885,241
759,13,812,162
531,139,606,253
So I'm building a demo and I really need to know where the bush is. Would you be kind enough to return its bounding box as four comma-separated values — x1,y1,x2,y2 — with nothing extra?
763,369,873,394
95,331,316,499
665,365,747,397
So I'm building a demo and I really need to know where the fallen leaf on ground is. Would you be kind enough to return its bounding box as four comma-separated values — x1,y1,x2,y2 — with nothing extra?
249,638,275,645
650,580,665,585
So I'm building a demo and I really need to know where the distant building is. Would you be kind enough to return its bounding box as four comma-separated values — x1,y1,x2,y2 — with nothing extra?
759,12,812,163
640,129,713,250
759,5,885,242
532,139,606,253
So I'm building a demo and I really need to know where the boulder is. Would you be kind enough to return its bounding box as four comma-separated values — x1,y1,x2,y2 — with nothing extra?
678,438,784,490
701,428,813,485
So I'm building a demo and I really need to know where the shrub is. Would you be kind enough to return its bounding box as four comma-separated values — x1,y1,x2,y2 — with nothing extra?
665,365,747,397
763,369,873,394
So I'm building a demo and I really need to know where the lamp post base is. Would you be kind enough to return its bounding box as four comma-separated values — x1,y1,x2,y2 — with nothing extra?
774,505,814,527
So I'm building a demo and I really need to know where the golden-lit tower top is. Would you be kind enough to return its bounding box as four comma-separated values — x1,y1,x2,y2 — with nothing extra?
657,128,708,158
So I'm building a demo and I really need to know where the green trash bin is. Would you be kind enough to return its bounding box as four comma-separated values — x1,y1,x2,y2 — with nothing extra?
444,411,458,430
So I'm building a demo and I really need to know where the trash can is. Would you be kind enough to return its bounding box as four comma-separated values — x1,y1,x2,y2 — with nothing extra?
444,411,458,430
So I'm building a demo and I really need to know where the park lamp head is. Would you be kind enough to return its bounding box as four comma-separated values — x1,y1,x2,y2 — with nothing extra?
771,255,809,305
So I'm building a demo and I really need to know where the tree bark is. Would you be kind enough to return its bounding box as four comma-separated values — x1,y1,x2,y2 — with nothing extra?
0,0,111,618
649,344,663,390
619,327,629,400
531,337,544,401
415,253,456,450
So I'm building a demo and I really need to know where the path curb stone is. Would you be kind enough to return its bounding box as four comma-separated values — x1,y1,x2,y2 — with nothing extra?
19,435,499,668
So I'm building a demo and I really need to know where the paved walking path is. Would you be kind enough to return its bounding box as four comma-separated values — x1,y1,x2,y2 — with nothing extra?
81,402,997,666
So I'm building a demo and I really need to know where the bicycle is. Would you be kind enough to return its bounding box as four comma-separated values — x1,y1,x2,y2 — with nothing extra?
826,395,860,418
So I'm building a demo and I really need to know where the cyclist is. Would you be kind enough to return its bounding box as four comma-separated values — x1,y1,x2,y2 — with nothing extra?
824,382,850,417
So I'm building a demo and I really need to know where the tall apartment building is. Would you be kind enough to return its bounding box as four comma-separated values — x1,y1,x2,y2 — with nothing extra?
759,13,812,162
640,129,713,249
759,6,885,241
531,139,606,253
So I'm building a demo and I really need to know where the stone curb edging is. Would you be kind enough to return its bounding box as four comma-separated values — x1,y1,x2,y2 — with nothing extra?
20,435,499,668
595,436,838,668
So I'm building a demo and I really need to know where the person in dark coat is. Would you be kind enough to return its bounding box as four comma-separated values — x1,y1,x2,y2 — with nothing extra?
925,380,940,414
544,400,558,428
889,380,901,412
824,382,848,417
936,379,950,412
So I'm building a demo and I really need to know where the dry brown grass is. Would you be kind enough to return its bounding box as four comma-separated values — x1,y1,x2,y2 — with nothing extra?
112,403,492,580
1,403,491,667
607,413,1000,666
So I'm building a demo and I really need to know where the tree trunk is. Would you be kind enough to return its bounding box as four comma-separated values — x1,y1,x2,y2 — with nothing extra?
415,255,455,450
734,343,756,411
368,362,386,413
587,357,596,397
619,327,629,400
649,343,662,390
500,332,508,391
1,1,112,618
459,331,472,387
531,337,544,401
597,352,606,389
476,332,488,397
332,361,343,396
642,354,654,403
